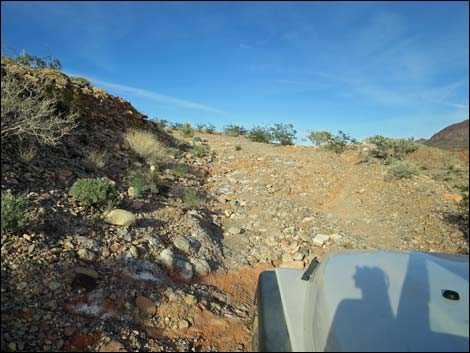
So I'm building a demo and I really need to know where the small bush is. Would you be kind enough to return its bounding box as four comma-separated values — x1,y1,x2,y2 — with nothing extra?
191,145,209,158
125,129,166,163
224,125,248,137
181,123,194,138
69,178,120,209
183,190,200,209
204,124,216,134
270,123,297,145
386,161,419,180
307,131,333,146
235,144,242,151
248,126,272,143
71,76,91,88
173,165,188,178
358,150,372,163
368,135,418,160
83,149,109,171
125,169,160,199
325,131,357,153
192,136,202,143
1,191,30,232
150,118,168,130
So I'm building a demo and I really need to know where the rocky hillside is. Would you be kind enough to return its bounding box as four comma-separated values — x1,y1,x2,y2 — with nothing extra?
1,57,469,352
424,119,469,150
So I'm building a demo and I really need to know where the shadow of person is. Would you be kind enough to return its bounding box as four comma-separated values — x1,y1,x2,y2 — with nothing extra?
325,266,402,351
325,254,468,352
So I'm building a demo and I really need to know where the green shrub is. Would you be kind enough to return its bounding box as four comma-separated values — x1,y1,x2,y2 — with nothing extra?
368,135,418,160
69,178,120,209
150,118,168,130
1,191,30,232
307,131,333,146
181,123,194,138
204,124,216,134
248,126,272,143
192,136,202,143
183,190,200,209
270,123,297,145
173,165,188,178
191,145,209,158
224,125,248,137
324,131,357,153
125,169,160,199
235,144,242,151
386,161,419,180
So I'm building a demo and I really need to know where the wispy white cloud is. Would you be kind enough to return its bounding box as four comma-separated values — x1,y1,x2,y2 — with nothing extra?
79,77,225,114
239,43,252,49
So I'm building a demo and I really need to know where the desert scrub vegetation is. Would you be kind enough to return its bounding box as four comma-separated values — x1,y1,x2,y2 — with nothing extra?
82,149,109,171
1,191,31,232
308,130,357,153
1,68,79,148
385,160,419,180
248,126,273,143
235,144,242,151
196,123,216,134
125,169,160,198
180,123,194,138
172,165,188,178
367,135,418,160
270,123,297,145
183,189,200,209
224,125,248,137
246,124,297,145
125,129,167,164
69,178,120,209
70,76,91,88
11,51,62,70
191,144,209,158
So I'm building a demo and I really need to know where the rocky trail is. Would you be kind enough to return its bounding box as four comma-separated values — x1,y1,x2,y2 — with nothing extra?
1,57,468,352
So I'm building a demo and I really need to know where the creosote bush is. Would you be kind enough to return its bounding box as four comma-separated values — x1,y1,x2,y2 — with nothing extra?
368,135,418,160
248,126,272,143
224,125,248,137
181,123,194,138
385,160,419,180
1,191,30,232
69,178,120,209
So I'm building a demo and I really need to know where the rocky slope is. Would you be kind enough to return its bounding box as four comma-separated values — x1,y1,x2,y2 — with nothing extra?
1,58,469,352
425,119,469,150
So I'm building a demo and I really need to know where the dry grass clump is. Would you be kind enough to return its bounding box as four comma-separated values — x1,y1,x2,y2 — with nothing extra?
83,149,109,170
125,129,166,163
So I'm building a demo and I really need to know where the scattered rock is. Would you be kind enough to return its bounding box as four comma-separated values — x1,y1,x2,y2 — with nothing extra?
312,234,330,247
77,249,98,263
135,296,156,317
173,235,191,253
104,209,137,227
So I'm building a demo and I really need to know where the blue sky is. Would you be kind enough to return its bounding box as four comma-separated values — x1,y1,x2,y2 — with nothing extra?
2,1,469,142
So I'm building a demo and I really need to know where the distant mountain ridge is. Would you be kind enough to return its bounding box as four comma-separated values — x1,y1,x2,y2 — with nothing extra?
424,119,469,150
